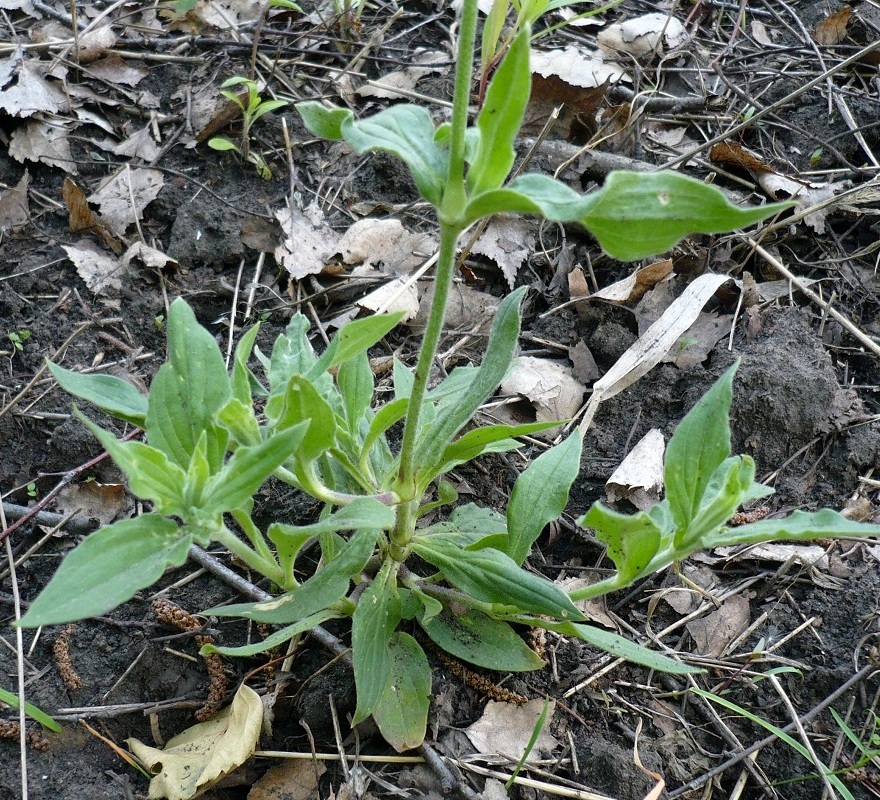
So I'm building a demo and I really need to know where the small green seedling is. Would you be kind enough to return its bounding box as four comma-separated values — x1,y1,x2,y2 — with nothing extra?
18,0,880,755
8,329,30,353
0,687,62,733
208,77,288,179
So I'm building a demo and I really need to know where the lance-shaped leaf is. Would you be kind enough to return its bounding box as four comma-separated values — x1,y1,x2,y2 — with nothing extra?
48,362,147,426
274,374,337,462
202,609,342,657
312,312,405,376
19,515,189,627
467,26,531,195
372,633,431,752
565,623,701,675
506,431,582,565
412,535,583,621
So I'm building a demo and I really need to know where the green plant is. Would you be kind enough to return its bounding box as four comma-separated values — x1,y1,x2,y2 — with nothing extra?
478,0,621,102
0,687,62,733
207,77,288,179
8,329,30,353
18,0,878,754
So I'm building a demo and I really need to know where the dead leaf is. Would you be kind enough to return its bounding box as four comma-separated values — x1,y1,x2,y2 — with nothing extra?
88,167,164,237
113,125,162,160
750,20,775,46
568,340,600,384
471,217,535,288
128,684,263,800
413,283,498,332
334,218,436,275
589,260,673,304
275,203,339,280
686,594,749,658
523,73,609,140
63,242,128,293
500,356,584,433
715,543,830,570
357,278,419,322
556,576,617,628
661,312,733,369
122,242,179,270
530,46,628,90
464,699,558,765
357,49,450,98
55,481,128,526
88,55,149,87
0,48,66,117
0,170,30,231
247,758,325,800
9,118,76,173
597,13,688,60
77,25,117,61
579,273,730,432
62,178,123,254
813,6,852,45
605,428,664,510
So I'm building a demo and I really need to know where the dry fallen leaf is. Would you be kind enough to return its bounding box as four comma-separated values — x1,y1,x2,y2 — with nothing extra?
123,241,179,271
589,259,673,304
113,125,162,160
605,428,665,510
357,49,449,98
500,356,584,434
597,13,688,60
247,758,325,800
813,6,852,45
750,20,775,46
334,218,436,275
530,45,628,89
464,699,559,765
89,167,164,237
55,481,128,526
357,278,419,322
63,241,128,293
0,170,30,231
88,55,149,87
9,118,76,173
471,217,536,288
0,48,66,117
62,178,123,254
128,684,263,800
275,203,339,280
686,594,750,658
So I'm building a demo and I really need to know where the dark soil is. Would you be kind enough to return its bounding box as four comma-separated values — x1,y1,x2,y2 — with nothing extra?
3,1,880,799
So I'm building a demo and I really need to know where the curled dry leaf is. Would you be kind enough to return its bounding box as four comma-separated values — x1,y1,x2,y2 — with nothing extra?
275,203,339,280
471,216,536,288
123,241,179,271
127,684,263,800
358,278,419,322
605,427,665,510
334,218,436,275
589,259,673,304
597,13,688,60
62,178,123,254
813,6,852,45
357,49,450,99
530,46,628,90
500,356,584,434
464,699,559,765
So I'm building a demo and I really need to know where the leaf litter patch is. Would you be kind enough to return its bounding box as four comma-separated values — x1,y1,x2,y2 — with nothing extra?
2,0,880,798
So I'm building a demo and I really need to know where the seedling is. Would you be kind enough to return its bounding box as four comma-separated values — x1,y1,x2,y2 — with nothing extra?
208,77,288,179
8,329,30,353
19,0,880,755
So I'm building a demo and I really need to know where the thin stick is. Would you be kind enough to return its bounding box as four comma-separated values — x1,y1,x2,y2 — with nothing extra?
745,237,880,358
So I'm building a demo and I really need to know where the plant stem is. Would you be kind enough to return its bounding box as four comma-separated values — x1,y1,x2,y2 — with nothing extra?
392,0,479,549
213,524,284,585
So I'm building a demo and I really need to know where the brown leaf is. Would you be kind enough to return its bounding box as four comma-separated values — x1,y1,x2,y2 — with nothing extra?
62,178,123,254
709,141,773,174
0,170,30,231
524,73,610,141
813,6,852,46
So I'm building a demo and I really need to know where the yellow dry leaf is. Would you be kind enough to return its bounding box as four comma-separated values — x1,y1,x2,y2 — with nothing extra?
127,684,263,800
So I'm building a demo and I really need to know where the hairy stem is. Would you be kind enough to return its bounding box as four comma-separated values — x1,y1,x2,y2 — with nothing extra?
213,524,285,585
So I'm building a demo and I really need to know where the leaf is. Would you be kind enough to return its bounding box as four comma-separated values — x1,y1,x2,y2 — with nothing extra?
372,633,431,752
567,623,701,674
274,375,337,462
0,688,62,732
266,313,319,393
313,312,405,375
48,362,147,426
127,684,262,800
19,515,189,627
76,412,187,514
295,101,349,140
506,431,582,565
464,699,559,765
337,351,374,431
412,535,583,621
680,455,758,546
420,608,544,671
209,526,382,623
202,610,341,657
145,299,230,469
415,286,526,473
665,363,735,534
352,561,401,724
201,423,309,513
467,26,531,195
431,420,558,476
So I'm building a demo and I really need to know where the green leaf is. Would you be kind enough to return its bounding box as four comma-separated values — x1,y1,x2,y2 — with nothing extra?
48,362,148,426
578,172,792,261
412,535,583,621
679,455,754,547
665,363,736,536
372,633,431,752
338,350,374,431
432,421,559,477
19,515,189,628
352,561,401,724
208,137,240,153
0,688,62,732
202,609,341,657
78,412,187,514
207,527,380,624
231,324,261,405
267,314,319,393
312,312,404,376
579,501,664,586
341,105,448,206
567,623,702,675
145,299,230,469
275,375,337,462
296,101,350,140
701,508,880,551
467,26,531,195
201,423,309,513
420,608,544,671
507,432,582,565
217,397,261,447
415,287,526,473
